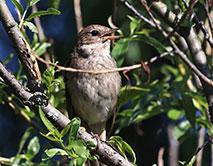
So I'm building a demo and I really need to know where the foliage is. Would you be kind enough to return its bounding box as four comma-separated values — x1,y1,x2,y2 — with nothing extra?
0,0,213,165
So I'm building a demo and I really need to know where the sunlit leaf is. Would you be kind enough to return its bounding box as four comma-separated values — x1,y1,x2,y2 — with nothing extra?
11,0,23,15
26,8,61,21
109,136,136,163
39,108,60,139
168,109,184,120
68,118,81,145
42,148,68,161
173,120,191,142
23,21,38,33
3,53,14,65
34,42,51,56
30,0,40,7
60,121,72,137
27,136,40,159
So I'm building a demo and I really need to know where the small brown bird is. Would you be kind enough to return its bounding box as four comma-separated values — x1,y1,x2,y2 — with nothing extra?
64,25,121,141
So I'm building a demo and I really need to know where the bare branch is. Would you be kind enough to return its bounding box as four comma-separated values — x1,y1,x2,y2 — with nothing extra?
34,50,172,74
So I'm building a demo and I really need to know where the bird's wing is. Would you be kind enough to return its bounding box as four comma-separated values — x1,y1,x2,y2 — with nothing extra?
106,98,119,138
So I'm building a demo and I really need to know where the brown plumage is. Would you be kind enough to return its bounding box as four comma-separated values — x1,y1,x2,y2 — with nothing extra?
64,25,121,141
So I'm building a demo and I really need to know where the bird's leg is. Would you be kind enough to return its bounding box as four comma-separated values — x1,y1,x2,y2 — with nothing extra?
89,122,106,141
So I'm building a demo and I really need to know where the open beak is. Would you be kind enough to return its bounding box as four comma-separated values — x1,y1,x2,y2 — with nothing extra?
101,28,122,40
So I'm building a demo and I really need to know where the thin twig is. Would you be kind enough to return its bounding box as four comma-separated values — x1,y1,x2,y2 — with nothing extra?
204,0,213,34
119,0,156,28
34,50,172,74
184,137,211,166
182,0,213,47
167,0,198,40
0,156,10,164
32,5,51,68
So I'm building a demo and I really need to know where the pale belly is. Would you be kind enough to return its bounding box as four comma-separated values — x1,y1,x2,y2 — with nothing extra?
69,73,119,125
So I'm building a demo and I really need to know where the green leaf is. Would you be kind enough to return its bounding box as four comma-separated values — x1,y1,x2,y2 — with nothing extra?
49,0,61,9
39,108,60,139
30,0,40,6
109,136,136,163
26,0,40,9
26,0,31,9
11,0,23,15
42,148,68,161
40,132,59,142
122,141,136,163
27,136,40,159
23,21,38,33
182,93,196,129
34,42,51,56
135,35,168,54
60,121,72,137
32,33,38,48
173,120,191,142
17,127,34,155
3,53,14,64
67,140,89,158
21,30,31,45
111,38,130,67
11,154,30,165
68,118,81,144
26,8,61,21
119,86,150,107
86,141,96,151
168,109,184,120
186,155,196,166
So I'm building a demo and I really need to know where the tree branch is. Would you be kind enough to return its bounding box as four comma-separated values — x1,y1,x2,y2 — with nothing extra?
0,0,41,91
0,61,133,166
147,0,213,123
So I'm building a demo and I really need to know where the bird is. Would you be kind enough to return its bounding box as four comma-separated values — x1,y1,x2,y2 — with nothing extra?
64,24,121,141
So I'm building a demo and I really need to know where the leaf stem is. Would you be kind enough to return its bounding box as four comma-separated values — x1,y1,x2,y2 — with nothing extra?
19,9,27,29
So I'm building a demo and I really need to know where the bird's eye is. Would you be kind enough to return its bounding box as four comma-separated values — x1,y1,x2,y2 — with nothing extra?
91,30,99,36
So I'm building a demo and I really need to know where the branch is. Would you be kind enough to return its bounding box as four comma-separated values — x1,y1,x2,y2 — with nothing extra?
0,0,41,91
34,51,171,74
119,0,156,28
146,0,213,123
0,61,133,166
74,0,83,32
182,0,213,47
32,5,51,69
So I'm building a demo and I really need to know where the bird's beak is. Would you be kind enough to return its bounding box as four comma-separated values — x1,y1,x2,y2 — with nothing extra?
101,29,122,40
